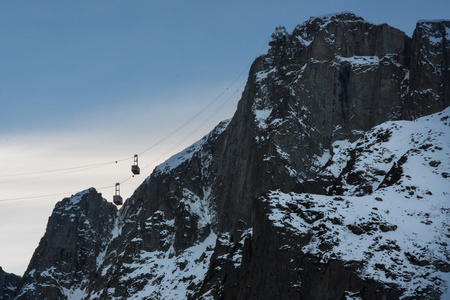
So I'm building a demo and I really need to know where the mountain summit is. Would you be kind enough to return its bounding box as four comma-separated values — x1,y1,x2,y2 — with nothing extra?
8,13,450,299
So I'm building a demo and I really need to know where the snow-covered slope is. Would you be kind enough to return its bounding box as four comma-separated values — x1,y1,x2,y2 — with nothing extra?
264,107,450,298
92,232,217,299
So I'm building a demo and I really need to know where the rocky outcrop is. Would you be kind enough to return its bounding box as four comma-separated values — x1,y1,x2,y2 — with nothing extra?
14,188,117,299
405,19,450,118
0,267,20,300
11,13,450,299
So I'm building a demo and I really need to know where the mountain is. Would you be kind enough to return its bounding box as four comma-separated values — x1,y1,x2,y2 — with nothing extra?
14,189,117,299
6,12,450,299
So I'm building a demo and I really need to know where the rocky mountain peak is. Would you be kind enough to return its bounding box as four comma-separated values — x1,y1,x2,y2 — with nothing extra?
309,11,365,22
299,11,368,37
285,12,407,60
14,188,117,299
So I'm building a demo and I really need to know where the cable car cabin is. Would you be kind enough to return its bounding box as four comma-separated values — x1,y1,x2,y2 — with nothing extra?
113,195,123,206
131,165,140,175
113,183,123,205
131,154,140,175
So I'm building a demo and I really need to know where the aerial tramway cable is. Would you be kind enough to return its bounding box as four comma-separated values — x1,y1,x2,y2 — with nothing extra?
0,162,123,185
0,77,242,185
0,79,246,204
0,37,270,206
0,81,245,207
139,82,246,174
108,83,247,194
0,160,125,181
0,82,241,206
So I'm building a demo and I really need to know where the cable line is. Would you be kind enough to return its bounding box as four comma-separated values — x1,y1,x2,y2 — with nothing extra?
134,35,270,158
0,183,117,207
137,68,248,157
114,85,244,190
0,161,112,179
0,191,81,203
140,83,246,174
0,163,119,184
0,36,271,205
0,157,133,183
0,69,243,184
0,81,241,205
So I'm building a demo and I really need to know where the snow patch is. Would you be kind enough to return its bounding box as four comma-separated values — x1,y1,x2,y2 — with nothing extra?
313,149,331,168
255,67,277,83
336,55,379,65
253,107,272,130
122,232,217,299
61,188,92,211
182,188,214,230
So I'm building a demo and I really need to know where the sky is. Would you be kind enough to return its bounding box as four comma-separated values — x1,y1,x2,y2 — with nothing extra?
1,1,449,276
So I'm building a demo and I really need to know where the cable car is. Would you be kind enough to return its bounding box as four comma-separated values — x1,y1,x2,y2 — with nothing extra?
113,183,123,205
131,154,140,175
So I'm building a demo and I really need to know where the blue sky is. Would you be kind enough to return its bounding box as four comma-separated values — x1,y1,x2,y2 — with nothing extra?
2,1,448,133
1,0,449,276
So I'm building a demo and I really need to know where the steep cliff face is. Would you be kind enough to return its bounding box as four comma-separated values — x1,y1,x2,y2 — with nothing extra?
9,13,450,299
406,19,450,118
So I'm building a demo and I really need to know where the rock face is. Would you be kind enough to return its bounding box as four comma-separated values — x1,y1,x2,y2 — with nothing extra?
0,267,20,300
7,12,450,299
